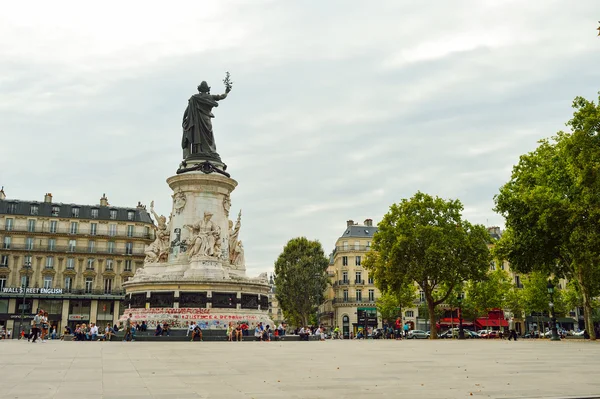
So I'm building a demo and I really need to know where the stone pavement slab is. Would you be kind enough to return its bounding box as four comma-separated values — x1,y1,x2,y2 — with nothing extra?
0,339,598,398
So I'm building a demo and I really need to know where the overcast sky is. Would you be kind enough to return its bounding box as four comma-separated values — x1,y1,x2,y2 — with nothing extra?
1,1,598,276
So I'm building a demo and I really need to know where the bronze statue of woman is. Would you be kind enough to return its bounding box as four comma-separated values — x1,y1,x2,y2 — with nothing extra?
181,77,232,162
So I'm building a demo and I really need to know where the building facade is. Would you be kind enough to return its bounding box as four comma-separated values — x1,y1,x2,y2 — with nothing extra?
0,189,154,336
319,219,382,338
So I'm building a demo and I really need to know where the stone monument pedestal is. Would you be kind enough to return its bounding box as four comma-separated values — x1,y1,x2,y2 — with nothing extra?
121,170,271,330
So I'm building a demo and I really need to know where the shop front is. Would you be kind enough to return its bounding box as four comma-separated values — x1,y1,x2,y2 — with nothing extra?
67,300,91,330
353,307,378,336
1,286,124,336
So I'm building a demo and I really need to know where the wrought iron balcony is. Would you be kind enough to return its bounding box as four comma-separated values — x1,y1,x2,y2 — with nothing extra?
335,245,371,253
332,297,377,306
0,225,153,239
0,243,144,255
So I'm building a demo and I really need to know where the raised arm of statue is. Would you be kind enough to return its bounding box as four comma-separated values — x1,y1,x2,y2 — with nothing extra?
211,93,228,101
150,204,161,225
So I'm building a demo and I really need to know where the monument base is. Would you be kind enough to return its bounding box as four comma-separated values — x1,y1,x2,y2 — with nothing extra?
121,278,273,331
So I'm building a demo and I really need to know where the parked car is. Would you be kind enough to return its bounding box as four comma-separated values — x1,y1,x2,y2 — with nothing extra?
477,330,500,338
407,330,429,339
464,330,480,339
438,329,458,339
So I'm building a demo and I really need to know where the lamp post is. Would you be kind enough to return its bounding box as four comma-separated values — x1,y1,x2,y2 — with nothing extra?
546,280,561,341
17,280,27,338
457,295,465,340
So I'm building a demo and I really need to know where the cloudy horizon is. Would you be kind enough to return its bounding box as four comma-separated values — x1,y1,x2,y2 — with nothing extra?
1,0,599,276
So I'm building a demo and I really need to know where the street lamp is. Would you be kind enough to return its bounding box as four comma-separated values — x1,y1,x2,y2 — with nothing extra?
18,279,27,338
546,280,561,341
457,294,465,340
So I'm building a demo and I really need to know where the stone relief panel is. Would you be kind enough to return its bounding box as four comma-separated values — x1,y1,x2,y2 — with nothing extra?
172,188,187,215
223,194,231,217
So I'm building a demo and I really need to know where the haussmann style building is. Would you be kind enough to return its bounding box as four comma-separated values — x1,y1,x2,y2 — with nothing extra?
0,188,154,336
319,219,381,338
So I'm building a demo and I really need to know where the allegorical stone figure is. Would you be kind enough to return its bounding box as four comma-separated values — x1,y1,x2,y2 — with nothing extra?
231,240,245,269
181,79,232,161
184,212,221,258
228,210,241,264
144,201,171,263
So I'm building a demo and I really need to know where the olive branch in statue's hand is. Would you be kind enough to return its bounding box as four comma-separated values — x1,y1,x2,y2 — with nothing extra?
223,72,233,93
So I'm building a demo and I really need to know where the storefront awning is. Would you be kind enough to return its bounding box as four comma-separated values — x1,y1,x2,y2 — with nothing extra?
475,318,508,328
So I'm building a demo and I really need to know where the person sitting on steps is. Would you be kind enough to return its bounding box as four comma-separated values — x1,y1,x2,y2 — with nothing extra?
191,323,203,341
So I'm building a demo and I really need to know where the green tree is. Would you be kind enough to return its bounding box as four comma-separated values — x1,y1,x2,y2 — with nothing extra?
376,284,417,323
364,192,491,339
561,279,583,312
521,272,552,316
494,93,600,339
274,237,329,327
504,286,525,319
463,268,511,330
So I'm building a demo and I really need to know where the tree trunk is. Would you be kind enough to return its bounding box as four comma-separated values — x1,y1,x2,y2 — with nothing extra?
427,299,437,339
576,266,596,340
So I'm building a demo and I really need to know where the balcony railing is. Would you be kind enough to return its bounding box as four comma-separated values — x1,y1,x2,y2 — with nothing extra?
56,289,126,296
334,245,371,253
0,225,153,239
332,298,377,305
354,279,364,285
0,243,144,255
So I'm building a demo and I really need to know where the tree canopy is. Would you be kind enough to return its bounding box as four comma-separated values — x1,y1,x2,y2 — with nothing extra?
364,192,491,338
494,93,600,339
274,237,330,327
463,268,511,322
376,284,416,323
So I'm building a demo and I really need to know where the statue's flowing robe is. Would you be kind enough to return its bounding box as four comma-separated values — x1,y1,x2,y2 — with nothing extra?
182,93,226,159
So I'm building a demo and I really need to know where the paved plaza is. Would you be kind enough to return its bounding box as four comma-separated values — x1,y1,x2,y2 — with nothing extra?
0,339,598,399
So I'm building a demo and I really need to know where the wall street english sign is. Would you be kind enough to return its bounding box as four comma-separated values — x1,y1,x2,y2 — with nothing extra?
2,287,63,294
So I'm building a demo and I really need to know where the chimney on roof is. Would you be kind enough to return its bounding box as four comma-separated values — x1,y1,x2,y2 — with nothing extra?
100,193,109,207
346,220,354,227
487,226,502,237
136,201,145,209
44,193,53,203
364,219,373,227
0,186,5,201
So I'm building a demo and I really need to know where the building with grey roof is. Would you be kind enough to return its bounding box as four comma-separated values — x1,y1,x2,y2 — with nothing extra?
0,188,155,336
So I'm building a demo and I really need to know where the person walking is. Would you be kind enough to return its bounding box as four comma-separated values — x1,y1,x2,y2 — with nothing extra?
508,317,518,341
30,310,43,343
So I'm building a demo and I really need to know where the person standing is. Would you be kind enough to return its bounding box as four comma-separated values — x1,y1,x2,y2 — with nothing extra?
123,313,132,342
394,318,402,340
30,310,43,343
508,317,518,341
403,323,409,338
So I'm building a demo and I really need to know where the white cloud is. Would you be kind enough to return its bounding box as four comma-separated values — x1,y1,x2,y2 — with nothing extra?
1,0,599,277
